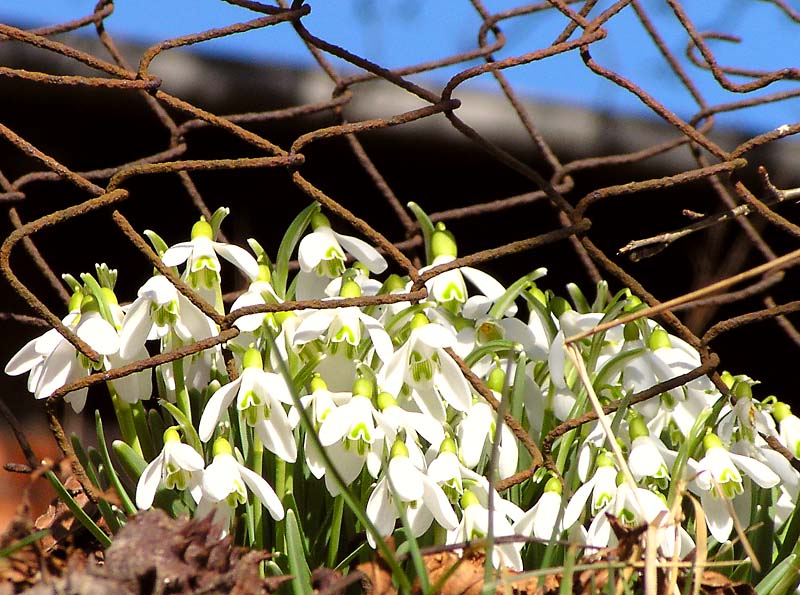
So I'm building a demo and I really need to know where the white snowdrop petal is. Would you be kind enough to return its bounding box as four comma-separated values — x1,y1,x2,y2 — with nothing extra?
239,462,285,521
414,323,456,349
420,474,458,530
198,379,241,441
135,454,165,510
5,336,41,376
701,490,733,543
388,456,424,502
435,351,472,412
167,442,206,471
298,231,333,272
293,310,337,344
78,316,120,355
728,453,781,488
161,243,194,268
333,231,387,273
213,242,259,281
119,297,153,360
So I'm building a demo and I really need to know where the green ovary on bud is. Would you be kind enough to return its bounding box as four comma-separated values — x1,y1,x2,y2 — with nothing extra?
409,312,430,331
310,374,328,393
212,436,233,457
340,279,362,298
377,391,397,411
353,377,373,399
487,367,505,393
390,438,409,459
627,411,649,440
773,401,792,423
257,264,272,283
439,435,458,455
648,328,671,350
274,310,295,327
623,322,639,341
383,274,406,293
163,427,181,444
543,476,562,495
310,212,331,230
733,381,752,400
703,432,723,453
623,295,642,312
460,489,480,510
191,218,213,240
595,451,615,468
431,224,457,259
242,348,263,370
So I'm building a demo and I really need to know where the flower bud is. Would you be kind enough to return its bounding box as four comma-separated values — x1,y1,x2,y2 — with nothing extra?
431,224,457,259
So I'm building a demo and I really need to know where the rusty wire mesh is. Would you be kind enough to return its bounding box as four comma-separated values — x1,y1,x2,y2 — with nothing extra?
1,0,800,493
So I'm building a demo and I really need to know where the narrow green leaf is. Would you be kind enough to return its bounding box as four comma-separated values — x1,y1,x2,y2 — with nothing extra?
112,439,148,480
96,412,138,516
407,201,436,265
143,229,169,257
209,206,230,240
45,470,111,547
0,530,50,558
275,202,320,298
488,268,548,320
566,282,590,313
285,508,313,595
464,340,516,368
159,399,203,453
80,273,113,326
757,553,799,595
71,435,120,533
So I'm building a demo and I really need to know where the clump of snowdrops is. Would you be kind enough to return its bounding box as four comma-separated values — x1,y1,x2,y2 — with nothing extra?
7,202,800,593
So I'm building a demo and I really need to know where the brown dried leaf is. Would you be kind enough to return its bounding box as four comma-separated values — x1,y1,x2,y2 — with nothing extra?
698,570,755,595
356,559,397,595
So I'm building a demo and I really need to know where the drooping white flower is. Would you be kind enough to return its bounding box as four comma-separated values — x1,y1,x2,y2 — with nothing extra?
562,451,619,531
456,396,518,480
774,402,800,458
293,280,393,365
690,433,780,543
296,212,387,299
228,264,281,333
366,439,458,548
447,490,523,571
161,215,259,290
195,437,284,537
380,313,471,421
119,275,216,360
513,477,563,541
136,427,204,509
198,349,296,463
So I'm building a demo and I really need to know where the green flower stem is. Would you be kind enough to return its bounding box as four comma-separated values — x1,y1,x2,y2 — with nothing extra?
172,355,192,425
252,436,264,551
111,391,141,457
131,401,155,461
327,495,344,568
275,456,286,553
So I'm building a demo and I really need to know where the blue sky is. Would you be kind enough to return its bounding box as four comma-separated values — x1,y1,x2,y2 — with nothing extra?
2,1,799,134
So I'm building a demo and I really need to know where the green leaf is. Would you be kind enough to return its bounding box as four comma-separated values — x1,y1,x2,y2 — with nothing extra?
112,439,148,481
96,411,138,516
71,434,121,533
247,238,272,267
209,206,230,240
407,201,436,265
285,508,313,595
80,273,113,327
0,530,50,558
592,280,609,312
143,230,170,257
566,283,590,313
45,470,111,547
488,268,548,320
159,399,203,453
757,554,800,595
464,339,516,368
275,202,320,298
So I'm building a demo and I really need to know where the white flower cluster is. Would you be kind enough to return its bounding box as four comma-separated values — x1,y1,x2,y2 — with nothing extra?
6,205,798,571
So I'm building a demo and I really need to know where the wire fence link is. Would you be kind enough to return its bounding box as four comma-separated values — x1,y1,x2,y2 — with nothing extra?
1,0,799,492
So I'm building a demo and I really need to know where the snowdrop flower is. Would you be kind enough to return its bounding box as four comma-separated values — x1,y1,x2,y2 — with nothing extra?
447,490,523,571
513,477,563,541
627,412,672,488
161,215,259,290
31,293,120,413
373,391,446,456
456,390,518,479
198,349,296,463
293,280,393,364
380,313,471,421
774,401,800,457
562,451,619,531
6,292,82,397
119,275,216,359
229,264,281,333
366,439,458,548
691,433,780,542
196,437,284,537
136,427,204,509
296,212,387,299
317,378,385,492
422,225,509,315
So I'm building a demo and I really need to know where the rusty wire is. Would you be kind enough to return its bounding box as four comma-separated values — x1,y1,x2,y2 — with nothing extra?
1,0,799,498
